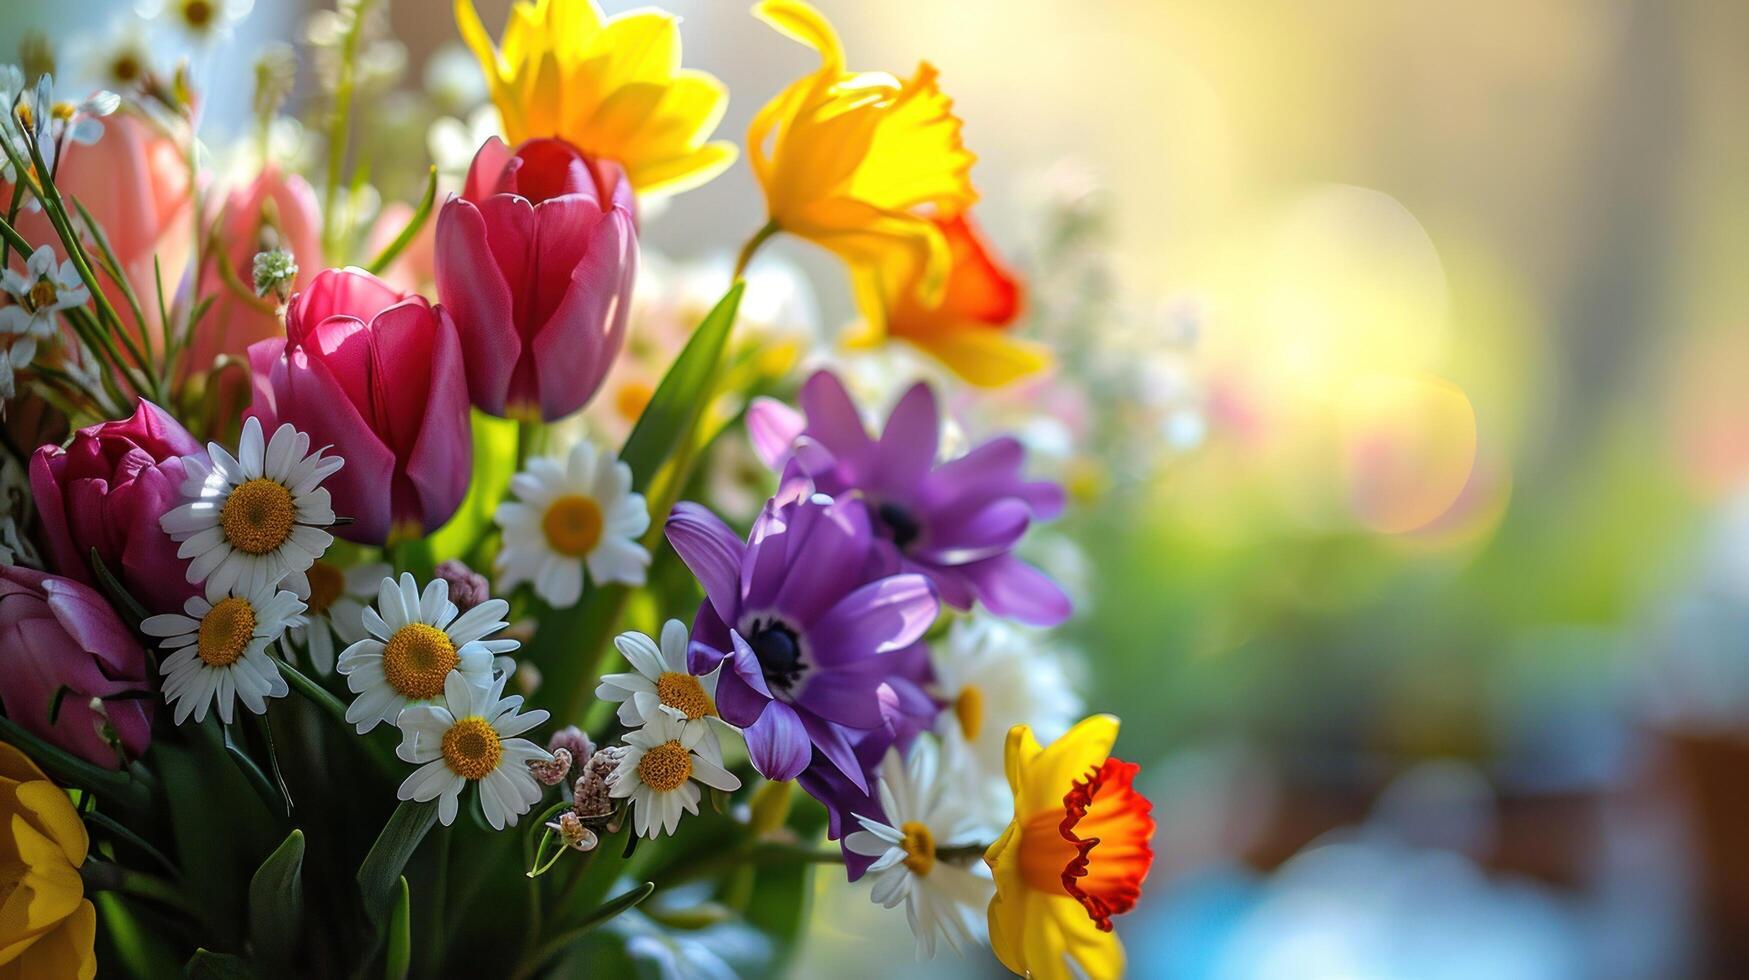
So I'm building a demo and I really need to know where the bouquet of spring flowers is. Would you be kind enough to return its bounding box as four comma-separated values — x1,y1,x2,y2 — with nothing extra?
0,1,1159,977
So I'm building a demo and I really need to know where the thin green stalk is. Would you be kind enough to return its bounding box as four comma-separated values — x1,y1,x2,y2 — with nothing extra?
732,220,779,281
323,0,377,261
274,654,349,726
80,858,204,921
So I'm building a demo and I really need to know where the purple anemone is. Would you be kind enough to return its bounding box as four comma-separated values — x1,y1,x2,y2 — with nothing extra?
747,370,1072,627
664,493,940,794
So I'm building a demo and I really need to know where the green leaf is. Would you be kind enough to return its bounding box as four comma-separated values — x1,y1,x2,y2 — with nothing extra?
221,721,288,816
0,714,147,812
248,830,305,964
618,281,745,486
384,877,411,980
184,949,253,980
426,411,517,563
578,880,656,932
89,547,149,625
366,166,439,275
358,801,438,926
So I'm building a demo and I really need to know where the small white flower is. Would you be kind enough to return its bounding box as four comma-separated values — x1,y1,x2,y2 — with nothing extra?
336,573,512,733
0,246,90,339
595,620,733,765
160,417,342,597
608,712,741,839
930,612,1082,825
142,580,304,726
287,560,388,674
495,442,651,608
845,737,993,959
0,335,36,400
394,670,551,829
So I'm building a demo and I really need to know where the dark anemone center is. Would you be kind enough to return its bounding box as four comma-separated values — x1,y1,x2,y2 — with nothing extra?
747,619,805,692
875,501,922,551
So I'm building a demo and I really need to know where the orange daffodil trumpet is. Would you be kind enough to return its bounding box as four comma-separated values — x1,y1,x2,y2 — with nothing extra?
747,0,1046,386
454,0,736,198
985,715,1156,980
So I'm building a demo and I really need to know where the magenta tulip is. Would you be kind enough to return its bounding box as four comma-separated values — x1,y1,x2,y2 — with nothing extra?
30,400,202,615
435,136,637,421
245,267,471,545
0,565,153,768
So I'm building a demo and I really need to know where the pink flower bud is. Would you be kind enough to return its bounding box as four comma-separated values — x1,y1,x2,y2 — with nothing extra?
435,137,637,421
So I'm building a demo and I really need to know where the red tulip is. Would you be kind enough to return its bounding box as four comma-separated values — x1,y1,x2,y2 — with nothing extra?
0,564,153,768
245,268,472,545
187,165,323,375
29,399,202,615
436,136,637,421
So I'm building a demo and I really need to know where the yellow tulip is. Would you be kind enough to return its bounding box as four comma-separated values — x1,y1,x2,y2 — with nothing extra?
747,0,978,326
0,743,96,980
455,0,736,197
985,716,1155,980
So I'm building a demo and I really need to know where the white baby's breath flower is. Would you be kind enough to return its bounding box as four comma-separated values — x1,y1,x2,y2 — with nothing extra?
336,573,512,733
160,417,342,597
394,670,550,829
0,246,89,339
142,580,303,725
494,442,650,608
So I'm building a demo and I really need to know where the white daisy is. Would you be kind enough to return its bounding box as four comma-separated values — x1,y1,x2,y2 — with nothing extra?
394,670,551,829
930,612,1082,824
494,441,651,608
0,245,89,339
160,417,342,598
287,559,388,674
336,573,512,734
844,736,993,958
141,579,304,726
594,619,733,765
608,712,741,839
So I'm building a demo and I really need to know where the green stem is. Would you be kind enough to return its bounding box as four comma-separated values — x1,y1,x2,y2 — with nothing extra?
731,220,779,281
80,858,204,921
275,654,349,727
323,0,377,262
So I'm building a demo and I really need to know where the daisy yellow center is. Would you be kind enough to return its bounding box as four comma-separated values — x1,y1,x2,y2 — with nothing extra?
304,561,345,617
26,277,57,311
655,672,713,720
954,684,984,742
542,494,603,557
181,0,216,29
110,52,142,83
441,717,501,781
900,821,936,876
220,478,296,555
615,380,654,423
198,597,256,667
636,740,692,792
382,623,458,699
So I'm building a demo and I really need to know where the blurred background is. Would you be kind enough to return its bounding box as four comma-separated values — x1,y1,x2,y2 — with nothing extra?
11,0,1749,976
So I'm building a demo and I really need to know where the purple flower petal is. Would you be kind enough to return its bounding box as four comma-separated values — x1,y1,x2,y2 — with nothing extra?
746,396,805,468
873,383,939,495
767,496,872,627
798,710,868,794
798,371,874,469
961,554,1073,627
742,700,810,782
794,664,888,729
665,502,745,625
919,497,1032,565
808,573,939,666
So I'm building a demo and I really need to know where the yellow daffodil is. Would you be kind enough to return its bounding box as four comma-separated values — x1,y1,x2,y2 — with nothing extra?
850,212,1051,386
985,716,1155,980
0,742,96,980
455,0,735,197
747,0,977,325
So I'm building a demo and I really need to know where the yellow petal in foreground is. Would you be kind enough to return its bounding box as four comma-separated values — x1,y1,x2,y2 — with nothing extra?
748,0,977,314
985,716,1154,980
0,743,96,979
455,0,736,197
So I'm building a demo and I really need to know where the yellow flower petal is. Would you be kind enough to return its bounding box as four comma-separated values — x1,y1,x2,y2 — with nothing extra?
0,816,85,965
1019,714,1118,820
906,329,1054,388
455,0,734,197
12,784,86,869
0,746,46,787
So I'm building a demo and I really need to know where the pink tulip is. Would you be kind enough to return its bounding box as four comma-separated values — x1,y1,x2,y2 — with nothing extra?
436,136,637,421
10,113,194,343
245,267,471,545
187,165,323,375
0,564,153,769
30,399,203,615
